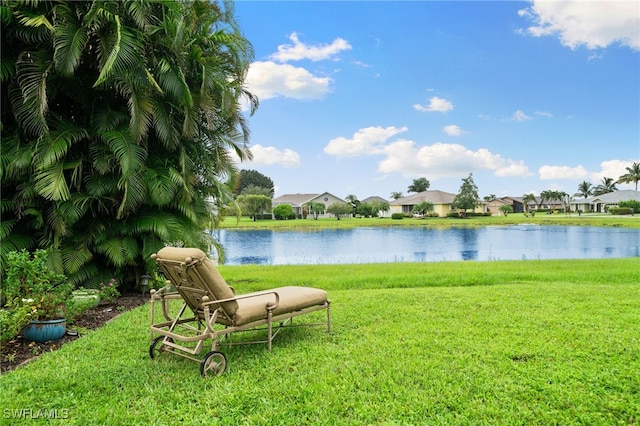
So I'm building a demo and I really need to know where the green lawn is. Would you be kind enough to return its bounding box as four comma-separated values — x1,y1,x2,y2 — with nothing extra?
1,259,638,424
220,213,640,230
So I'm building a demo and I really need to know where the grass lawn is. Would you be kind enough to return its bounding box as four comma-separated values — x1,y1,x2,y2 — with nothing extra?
220,213,640,230
1,259,638,424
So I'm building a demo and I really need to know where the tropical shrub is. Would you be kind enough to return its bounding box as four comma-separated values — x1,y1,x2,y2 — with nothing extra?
391,213,404,220
1,0,257,287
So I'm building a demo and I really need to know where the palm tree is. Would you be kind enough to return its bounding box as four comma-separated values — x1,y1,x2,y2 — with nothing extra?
593,177,618,196
390,191,403,200
522,193,537,213
1,1,257,286
617,162,640,191
575,181,594,199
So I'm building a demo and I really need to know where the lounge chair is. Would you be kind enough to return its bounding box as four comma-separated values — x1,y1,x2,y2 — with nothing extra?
148,247,331,377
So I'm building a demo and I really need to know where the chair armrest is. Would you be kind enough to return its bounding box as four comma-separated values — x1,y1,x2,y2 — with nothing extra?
203,290,280,310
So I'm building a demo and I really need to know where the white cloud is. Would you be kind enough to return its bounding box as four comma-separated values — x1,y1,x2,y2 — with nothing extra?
246,61,331,101
443,125,467,136
378,141,531,178
518,0,640,50
538,159,639,185
539,165,590,180
245,144,301,168
512,110,532,122
495,160,533,177
324,126,408,157
270,32,352,62
595,159,639,187
413,96,454,113
535,111,553,118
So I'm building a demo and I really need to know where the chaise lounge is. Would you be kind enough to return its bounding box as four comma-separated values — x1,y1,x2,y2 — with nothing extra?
149,247,331,376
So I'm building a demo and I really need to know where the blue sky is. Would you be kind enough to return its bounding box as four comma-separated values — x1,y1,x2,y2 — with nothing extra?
233,0,639,200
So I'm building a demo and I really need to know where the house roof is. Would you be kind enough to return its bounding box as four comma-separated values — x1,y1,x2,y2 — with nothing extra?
272,193,319,206
272,192,347,206
572,190,640,204
361,196,388,204
390,190,455,206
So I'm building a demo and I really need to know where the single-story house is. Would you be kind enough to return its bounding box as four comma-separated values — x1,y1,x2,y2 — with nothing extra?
390,190,480,217
571,190,640,213
486,197,525,215
361,196,390,217
272,192,347,218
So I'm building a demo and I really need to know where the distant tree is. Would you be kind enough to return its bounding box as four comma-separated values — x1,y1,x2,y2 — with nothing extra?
356,203,375,217
575,181,594,199
345,194,360,214
594,177,618,195
539,190,555,209
390,191,404,200
240,184,272,197
273,204,294,220
326,203,353,220
236,194,271,221
483,194,496,202
235,170,274,197
412,202,434,216
498,205,514,216
408,178,430,193
617,162,640,191
453,173,480,217
558,191,570,215
305,202,325,220
522,193,537,213
371,200,390,217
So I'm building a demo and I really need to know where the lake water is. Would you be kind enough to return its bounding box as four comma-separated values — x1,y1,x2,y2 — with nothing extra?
213,226,640,265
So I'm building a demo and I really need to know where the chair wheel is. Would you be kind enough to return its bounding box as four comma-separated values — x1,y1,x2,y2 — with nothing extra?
200,351,226,377
149,336,174,359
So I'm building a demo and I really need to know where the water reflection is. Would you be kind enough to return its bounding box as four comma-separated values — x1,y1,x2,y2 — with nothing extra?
215,226,640,265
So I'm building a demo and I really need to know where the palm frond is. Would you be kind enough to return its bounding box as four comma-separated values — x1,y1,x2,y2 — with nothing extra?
0,58,16,83
53,6,89,76
15,9,54,31
117,172,147,219
93,237,131,267
34,161,71,201
145,167,178,206
101,127,147,176
128,211,182,241
60,241,93,275
14,50,53,136
34,124,89,169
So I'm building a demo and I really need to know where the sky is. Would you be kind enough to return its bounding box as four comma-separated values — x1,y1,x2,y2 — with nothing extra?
232,0,640,200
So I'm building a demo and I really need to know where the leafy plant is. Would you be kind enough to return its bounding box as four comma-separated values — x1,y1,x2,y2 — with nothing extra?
99,278,120,303
1,249,72,342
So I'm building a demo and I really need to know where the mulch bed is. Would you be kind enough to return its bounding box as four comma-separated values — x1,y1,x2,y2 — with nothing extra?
1,294,148,374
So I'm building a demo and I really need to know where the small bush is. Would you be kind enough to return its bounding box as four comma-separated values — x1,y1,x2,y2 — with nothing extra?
608,207,633,215
273,204,294,220
391,213,404,220
619,200,640,212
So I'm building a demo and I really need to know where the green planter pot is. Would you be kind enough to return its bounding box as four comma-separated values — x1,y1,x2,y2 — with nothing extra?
22,318,67,342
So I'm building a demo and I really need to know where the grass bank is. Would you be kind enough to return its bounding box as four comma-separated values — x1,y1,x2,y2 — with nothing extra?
220,213,640,230
1,259,638,424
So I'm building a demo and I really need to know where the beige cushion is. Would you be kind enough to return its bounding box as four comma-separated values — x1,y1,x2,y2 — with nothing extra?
233,286,328,325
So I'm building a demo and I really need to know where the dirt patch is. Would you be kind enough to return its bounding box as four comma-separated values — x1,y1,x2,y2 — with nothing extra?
1,294,148,374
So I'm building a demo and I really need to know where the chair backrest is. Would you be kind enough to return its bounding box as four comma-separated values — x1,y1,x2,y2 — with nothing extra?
154,247,238,316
